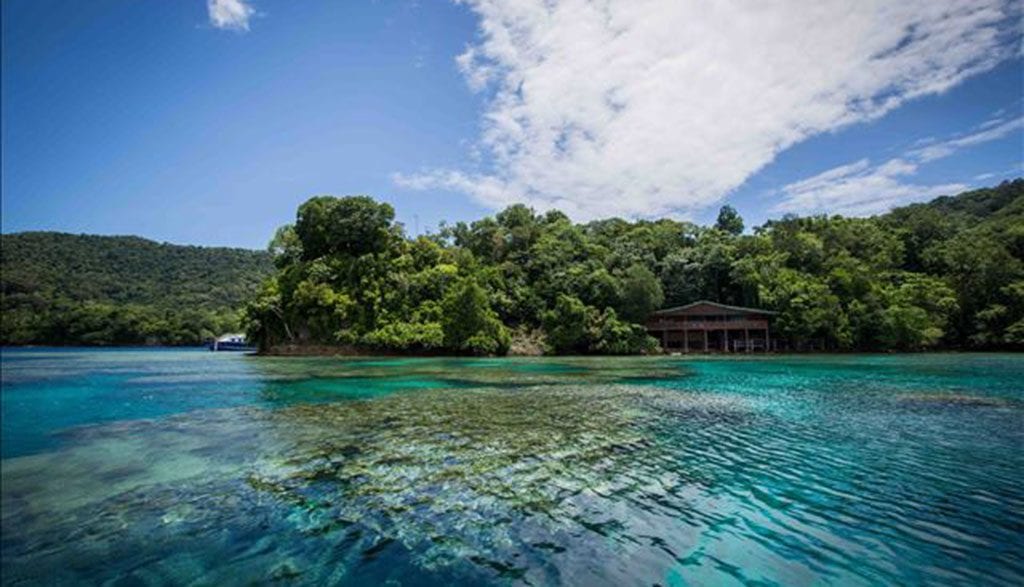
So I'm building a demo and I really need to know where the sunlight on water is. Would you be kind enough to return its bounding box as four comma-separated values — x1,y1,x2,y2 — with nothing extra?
2,349,1022,585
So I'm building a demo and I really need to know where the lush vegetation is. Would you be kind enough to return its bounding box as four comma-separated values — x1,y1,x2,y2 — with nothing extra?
245,180,1024,355
1,233,273,345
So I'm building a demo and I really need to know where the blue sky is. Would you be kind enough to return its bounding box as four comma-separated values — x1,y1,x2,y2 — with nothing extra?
3,0,1022,248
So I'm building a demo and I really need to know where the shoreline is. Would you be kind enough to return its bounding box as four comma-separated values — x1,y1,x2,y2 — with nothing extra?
250,344,1017,358
1,344,1019,356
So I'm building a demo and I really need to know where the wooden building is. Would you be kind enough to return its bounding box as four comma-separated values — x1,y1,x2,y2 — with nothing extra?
646,300,776,353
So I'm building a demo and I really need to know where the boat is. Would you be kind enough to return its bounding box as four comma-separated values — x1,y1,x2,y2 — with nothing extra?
209,333,256,352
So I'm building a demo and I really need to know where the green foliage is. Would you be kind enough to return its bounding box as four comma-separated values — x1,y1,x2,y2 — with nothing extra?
542,295,659,355
441,279,510,355
362,321,444,352
249,180,1021,354
295,195,396,260
268,224,303,268
1,233,273,345
715,205,744,235
291,278,354,340
617,265,664,323
877,305,941,350
591,308,660,355
542,295,593,354
10,180,1021,354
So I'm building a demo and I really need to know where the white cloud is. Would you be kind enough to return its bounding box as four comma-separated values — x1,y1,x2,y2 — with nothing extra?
910,116,1024,162
208,0,255,32
772,159,967,217
397,0,1020,220
774,114,1023,215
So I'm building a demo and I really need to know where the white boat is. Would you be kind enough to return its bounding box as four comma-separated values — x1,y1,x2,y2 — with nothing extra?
209,333,255,352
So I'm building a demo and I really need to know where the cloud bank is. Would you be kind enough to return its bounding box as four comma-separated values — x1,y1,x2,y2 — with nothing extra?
208,0,255,31
396,0,1021,219
774,114,1024,216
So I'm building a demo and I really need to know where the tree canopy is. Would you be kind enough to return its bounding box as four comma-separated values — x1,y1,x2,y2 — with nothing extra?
245,180,1024,354
4,181,1020,352
295,195,396,260
1,233,273,345
715,205,744,235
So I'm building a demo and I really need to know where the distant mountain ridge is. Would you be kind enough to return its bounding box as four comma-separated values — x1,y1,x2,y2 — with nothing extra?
901,180,1022,219
1,232,273,345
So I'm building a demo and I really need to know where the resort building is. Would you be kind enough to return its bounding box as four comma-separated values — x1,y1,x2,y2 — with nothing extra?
646,301,776,352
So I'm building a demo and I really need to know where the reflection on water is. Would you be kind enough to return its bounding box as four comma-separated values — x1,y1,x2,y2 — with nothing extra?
1,349,1023,585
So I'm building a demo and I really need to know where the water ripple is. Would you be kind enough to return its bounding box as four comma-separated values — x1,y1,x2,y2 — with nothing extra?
2,353,1023,586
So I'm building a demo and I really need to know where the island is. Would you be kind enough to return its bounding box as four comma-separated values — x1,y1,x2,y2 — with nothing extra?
243,179,1024,355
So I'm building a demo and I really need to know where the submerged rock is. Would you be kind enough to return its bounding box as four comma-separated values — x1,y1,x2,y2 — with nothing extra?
2,384,750,584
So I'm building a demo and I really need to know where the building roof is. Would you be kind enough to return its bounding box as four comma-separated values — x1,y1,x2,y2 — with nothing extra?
650,300,778,316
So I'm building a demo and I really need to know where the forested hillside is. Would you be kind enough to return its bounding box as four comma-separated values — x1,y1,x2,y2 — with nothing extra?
246,179,1024,355
4,180,1020,352
1,233,273,345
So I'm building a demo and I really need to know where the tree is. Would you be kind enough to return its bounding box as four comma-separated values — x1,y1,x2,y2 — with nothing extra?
0,232,272,346
540,296,657,355
617,265,664,323
295,195,396,260
542,295,593,354
759,268,849,349
362,321,444,351
591,308,659,354
877,305,941,350
268,224,302,268
715,205,744,235
440,278,510,355
8,181,1021,352
924,234,1022,343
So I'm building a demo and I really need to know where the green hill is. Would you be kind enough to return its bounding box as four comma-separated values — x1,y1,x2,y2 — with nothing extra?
3,179,1021,351
888,178,1024,222
1,233,273,345
245,180,1023,354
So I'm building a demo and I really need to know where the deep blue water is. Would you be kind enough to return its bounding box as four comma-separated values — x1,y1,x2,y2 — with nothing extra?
1,348,1022,585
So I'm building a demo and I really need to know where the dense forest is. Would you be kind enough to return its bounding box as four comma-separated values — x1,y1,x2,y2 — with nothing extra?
1,233,273,345
2,181,1019,352
245,179,1024,355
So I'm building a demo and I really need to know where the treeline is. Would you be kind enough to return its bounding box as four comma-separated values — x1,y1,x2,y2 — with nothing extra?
245,179,1024,355
1,233,273,345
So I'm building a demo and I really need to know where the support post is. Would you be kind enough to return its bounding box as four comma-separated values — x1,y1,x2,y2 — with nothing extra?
724,329,730,353
766,324,770,352
684,328,689,353
662,329,667,352
703,329,708,353
744,329,750,353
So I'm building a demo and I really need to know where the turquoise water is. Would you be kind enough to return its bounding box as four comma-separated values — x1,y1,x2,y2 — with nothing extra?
1,349,1022,585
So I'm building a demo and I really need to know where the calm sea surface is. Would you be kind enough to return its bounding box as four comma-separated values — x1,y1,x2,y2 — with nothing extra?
1,348,1022,586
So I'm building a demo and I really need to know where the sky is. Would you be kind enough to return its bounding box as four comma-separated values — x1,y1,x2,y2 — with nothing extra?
2,0,1022,249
